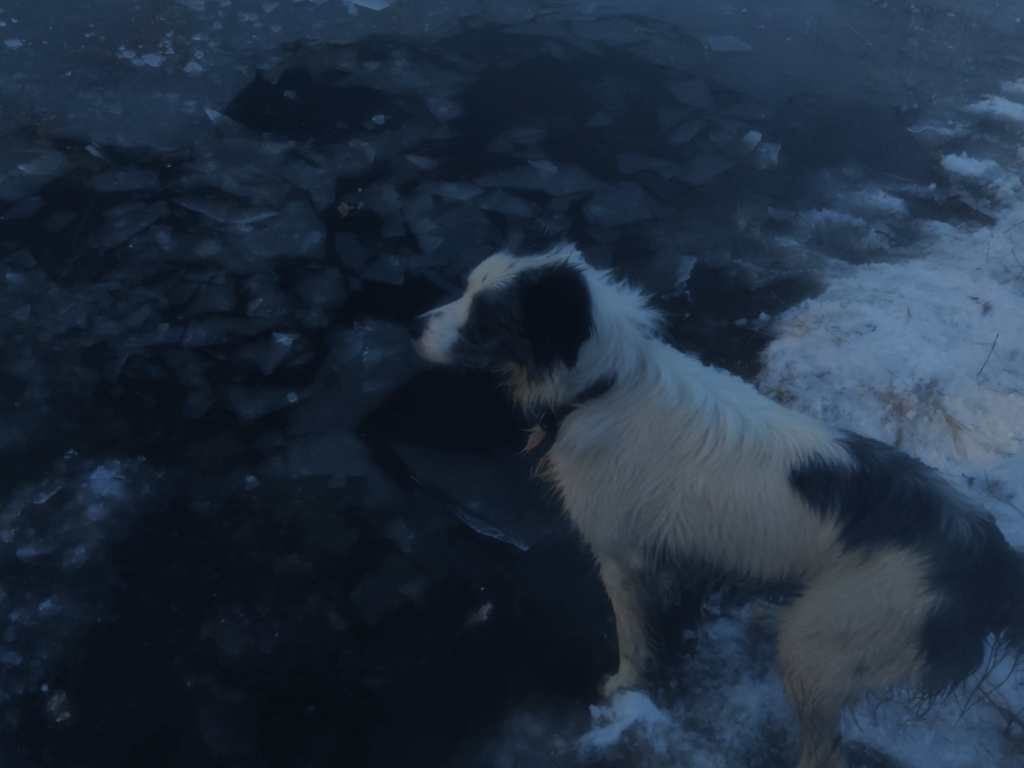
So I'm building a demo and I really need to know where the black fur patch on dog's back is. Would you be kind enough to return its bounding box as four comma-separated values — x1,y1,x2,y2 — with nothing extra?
791,432,1023,690
791,433,982,551
457,262,593,372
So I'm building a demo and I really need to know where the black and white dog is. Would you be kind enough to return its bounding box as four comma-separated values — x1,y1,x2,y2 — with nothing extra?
412,245,1024,768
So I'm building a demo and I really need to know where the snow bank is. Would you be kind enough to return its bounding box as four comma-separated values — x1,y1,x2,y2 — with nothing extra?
760,207,1024,546
757,78,1024,765
941,153,1021,200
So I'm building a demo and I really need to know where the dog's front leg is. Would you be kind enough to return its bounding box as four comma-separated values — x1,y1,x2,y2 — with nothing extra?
597,557,649,697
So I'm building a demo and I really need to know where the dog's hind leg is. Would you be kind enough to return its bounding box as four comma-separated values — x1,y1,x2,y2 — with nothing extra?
776,549,933,768
598,557,650,696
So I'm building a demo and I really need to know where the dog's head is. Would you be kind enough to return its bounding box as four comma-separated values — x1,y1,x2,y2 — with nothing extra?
412,247,594,378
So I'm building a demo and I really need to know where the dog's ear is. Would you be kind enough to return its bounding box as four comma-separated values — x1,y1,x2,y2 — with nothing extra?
515,263,593,370
458,262,593,371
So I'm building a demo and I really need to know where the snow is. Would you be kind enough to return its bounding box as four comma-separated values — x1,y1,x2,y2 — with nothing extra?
579,691,673,755
757,111,1024,765
465,605,795,767
761,209,1024,540
966,95,1024,125
941,153,1020,199
839,187,909,217
942,152,1004,179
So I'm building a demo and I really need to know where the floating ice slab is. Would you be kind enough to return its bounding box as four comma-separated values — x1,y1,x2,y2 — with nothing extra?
347,0,395,10
617,152,686,180
680,153,736,185
426,181,483,202
451,508,530,552
584,183,655,228
16,151,66,177
477,163,597,197
363,254,405,286
175,195,278,226
705,35,753,53
478,190,534,218
753,141,781,169
668,119,705,145
669,78,713,109
91,169,161,193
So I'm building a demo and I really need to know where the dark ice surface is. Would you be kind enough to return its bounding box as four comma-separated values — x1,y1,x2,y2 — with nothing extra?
1,0,1022,766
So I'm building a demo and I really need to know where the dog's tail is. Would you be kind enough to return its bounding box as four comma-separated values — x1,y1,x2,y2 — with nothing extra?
976,538,1024,690
1000,547,1024,652
922,518,1024,694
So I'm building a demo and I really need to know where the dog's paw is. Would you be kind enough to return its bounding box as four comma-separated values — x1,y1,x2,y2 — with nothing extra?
599,666,642,698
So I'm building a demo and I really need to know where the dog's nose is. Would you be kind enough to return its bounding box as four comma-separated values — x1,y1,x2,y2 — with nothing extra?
410,312,430,339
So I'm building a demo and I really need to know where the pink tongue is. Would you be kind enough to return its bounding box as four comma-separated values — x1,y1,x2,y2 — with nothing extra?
523,426,547,453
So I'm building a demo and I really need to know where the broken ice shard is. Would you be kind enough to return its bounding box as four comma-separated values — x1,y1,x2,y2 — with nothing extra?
584,183,655,228
669,78,713,109
705,35,753,53
226,386,302,422
91,168,161,193
348,0,395,10
92,202,168,250
16,150,67,178
335,233,371,271
363,254,406,286
426,181,483,202
680,154,736,185
669,119,705,145
754,142,781,170
452,508,529,552
478,190,535,218
175,195,279,226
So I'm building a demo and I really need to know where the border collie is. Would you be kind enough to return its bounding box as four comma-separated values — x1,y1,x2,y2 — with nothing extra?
411,244,1024,768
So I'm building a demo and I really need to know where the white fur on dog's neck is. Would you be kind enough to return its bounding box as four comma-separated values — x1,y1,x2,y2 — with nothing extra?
487,247,848,521
518,248,852,578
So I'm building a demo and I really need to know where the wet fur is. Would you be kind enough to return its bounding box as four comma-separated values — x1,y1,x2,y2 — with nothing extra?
413,244,1024,768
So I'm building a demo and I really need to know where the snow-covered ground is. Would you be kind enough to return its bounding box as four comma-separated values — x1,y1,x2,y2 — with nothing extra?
756,86,1024,766
455,79,1024,768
